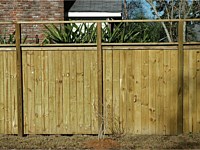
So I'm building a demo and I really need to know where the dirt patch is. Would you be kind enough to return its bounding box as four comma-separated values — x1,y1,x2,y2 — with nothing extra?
84,138,120,150
0,134,200,149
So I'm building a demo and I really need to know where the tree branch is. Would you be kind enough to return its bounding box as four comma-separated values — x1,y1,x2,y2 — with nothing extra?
184,0,194,19
146,0,172,42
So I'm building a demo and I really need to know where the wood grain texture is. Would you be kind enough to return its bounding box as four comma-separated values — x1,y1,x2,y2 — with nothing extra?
183,50,189,133
0,45,200,135
0,52,5,134
197,50,200,133
16,23,24,136
141,50,149,134
62,51,70,133
104,50,113,134
164,50,171,135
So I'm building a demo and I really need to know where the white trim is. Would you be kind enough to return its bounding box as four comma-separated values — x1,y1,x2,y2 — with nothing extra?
68,12,121,17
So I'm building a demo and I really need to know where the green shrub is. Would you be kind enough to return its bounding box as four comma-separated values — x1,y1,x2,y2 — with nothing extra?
43,23,97,44
43,22,163,44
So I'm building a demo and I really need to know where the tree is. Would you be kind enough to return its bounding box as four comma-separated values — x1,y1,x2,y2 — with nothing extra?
127,0,145,19
146,0,200,42
123,0,128,19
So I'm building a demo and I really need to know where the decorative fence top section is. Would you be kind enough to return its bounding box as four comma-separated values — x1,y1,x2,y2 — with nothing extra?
0,19,200,45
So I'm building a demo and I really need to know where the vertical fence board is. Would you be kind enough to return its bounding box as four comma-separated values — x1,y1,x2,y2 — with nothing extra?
91,51,95,133
76,51,84,133
84,51,91,133
48,51,56,134
141,50,149,134
149,50,156,134
134,50,142,134
23,51,28,133
190,51,197,132
155,50,164,134
183,50,189,133
0,52,4,134
170,50,178,134
70,51,77,133
112,50,120,134
11,52,17,134
160,50,164,135
62,51,70,133
130,50,135,134
197,50,200,132
4,52,8,134
119,50,126,133
7,52,12,134
103,50,106,133
34,51,42,134
55,51,63,133
41,51,49,134
193,51,197,133
91,51,98,134
104,50,113,134
164,50,171,135
126,50,133,133
28,51,35,134
188,51,193,132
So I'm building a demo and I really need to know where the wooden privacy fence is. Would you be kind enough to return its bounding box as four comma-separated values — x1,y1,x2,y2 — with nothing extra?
0,19,200,136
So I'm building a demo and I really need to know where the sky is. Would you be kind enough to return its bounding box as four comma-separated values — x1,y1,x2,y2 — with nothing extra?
141,0,154,18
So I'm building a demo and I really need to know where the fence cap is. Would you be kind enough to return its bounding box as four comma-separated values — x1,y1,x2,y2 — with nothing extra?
0,19,199,24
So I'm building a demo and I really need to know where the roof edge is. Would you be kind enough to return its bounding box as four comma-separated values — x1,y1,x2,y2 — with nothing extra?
68,12,122,17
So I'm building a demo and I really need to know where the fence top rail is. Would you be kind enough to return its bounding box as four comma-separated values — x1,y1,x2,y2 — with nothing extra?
1,42,200,47
10,19,200,24
0,21,13,24
0,19,199,25
19,42,178,47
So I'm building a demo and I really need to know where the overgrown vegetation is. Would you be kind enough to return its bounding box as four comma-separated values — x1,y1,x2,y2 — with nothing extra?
43,22,163,44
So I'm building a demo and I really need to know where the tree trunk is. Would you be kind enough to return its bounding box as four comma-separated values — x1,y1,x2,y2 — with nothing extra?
124,0,128,19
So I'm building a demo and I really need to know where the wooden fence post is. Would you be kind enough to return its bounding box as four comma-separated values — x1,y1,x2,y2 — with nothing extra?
97,22,104,137
15,23,24,136
177,19,184,134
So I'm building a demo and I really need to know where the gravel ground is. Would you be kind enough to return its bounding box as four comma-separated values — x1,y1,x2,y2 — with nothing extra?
0,133,200,149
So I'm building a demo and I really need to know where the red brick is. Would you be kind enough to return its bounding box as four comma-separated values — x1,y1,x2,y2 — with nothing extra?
0,0,64,43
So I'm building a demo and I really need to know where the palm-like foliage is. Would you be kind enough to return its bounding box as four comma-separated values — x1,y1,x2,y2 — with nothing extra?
43,22,162,44
43,23,97,44
102,22,139,43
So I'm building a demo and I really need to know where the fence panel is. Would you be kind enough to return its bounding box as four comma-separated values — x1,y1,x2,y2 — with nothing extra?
103,47,179,135
183,48,200,133
0,49,18,134
0,45,200,135
22,48,99,134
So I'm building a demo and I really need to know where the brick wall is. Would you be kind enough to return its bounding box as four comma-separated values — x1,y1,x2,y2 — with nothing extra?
0,0,64,43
